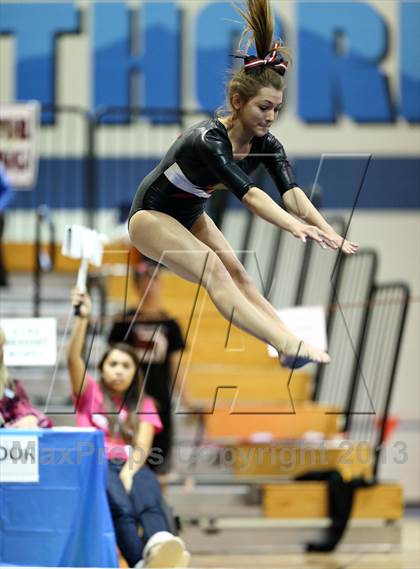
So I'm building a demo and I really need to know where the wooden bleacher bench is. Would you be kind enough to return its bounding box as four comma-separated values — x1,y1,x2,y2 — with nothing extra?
203,403,341,438
263,482,403,520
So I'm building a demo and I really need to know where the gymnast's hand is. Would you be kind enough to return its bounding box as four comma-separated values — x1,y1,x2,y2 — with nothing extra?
291,222,329,247
321,232,359,255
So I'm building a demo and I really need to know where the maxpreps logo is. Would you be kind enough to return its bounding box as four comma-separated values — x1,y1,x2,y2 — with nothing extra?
0,1,419,123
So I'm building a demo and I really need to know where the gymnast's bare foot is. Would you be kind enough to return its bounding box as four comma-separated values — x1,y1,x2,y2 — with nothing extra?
278,338,331,369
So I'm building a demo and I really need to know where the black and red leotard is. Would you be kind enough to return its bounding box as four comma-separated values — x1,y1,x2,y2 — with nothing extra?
129,118,297,229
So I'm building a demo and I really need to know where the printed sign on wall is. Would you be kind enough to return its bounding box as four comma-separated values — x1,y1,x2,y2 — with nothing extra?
0,101,41,188
0,318,57,366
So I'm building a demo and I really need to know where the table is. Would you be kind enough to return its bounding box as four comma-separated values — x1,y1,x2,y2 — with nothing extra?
0,428,118,567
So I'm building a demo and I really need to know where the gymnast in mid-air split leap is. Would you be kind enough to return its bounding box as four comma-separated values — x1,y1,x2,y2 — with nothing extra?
128,0,358,369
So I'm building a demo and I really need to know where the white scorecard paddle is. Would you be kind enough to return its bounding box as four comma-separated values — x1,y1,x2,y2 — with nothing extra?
61,224,108,315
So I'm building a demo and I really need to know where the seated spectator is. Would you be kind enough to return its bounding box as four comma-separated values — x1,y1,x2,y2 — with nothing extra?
67,289,190,569
108,255,198,477
0,327,53,428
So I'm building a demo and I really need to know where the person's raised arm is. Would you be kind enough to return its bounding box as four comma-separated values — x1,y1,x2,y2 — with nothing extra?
282,187,358,255
66,289,91,395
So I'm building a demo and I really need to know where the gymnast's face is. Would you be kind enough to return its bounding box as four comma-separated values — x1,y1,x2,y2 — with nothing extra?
236,86,283,137
101,349,136,394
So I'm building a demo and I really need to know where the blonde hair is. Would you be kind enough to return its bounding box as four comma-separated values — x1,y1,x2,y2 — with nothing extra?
220,0,290,126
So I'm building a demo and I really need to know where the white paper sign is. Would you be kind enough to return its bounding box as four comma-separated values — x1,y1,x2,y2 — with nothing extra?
0,435,39,483
0,318,57,366
267,305,328,358
0,101,41,188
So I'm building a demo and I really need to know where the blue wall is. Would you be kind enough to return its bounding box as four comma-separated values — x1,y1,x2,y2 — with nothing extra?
10,157,420,210
0,1,419,123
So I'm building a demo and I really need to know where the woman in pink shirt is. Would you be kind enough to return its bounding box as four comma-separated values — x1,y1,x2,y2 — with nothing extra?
67,290,190,568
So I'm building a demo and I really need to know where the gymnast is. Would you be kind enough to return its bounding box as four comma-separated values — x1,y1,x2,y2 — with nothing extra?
128,0,358,369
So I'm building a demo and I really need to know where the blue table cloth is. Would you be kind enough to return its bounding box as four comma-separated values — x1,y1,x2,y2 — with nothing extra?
0,429,118,567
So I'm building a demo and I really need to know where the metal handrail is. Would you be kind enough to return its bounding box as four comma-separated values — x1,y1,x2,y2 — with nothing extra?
372,288,410,479
313,249,378,402
294,215,346,306
344,282,410,480
33,205,55,317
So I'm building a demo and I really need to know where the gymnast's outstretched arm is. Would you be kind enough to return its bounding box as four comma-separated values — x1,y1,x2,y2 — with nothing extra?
282,186,359,255
242,186,332,246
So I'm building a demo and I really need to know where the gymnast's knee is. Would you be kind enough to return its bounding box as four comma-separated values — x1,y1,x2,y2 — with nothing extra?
231,266,253,289
204,254,233,288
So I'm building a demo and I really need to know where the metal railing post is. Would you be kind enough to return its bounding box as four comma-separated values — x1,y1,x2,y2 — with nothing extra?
86,112,96,229
33,205,55,317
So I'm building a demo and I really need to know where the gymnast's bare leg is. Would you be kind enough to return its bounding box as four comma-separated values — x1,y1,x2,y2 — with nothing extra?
191,214,294,323
129,210,330,365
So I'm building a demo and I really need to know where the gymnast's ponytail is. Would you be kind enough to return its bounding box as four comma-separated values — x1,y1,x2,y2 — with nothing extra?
219,0,290,126
237,0,275,60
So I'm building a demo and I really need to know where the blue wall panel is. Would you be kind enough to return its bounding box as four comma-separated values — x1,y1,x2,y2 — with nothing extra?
11,157,420,210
